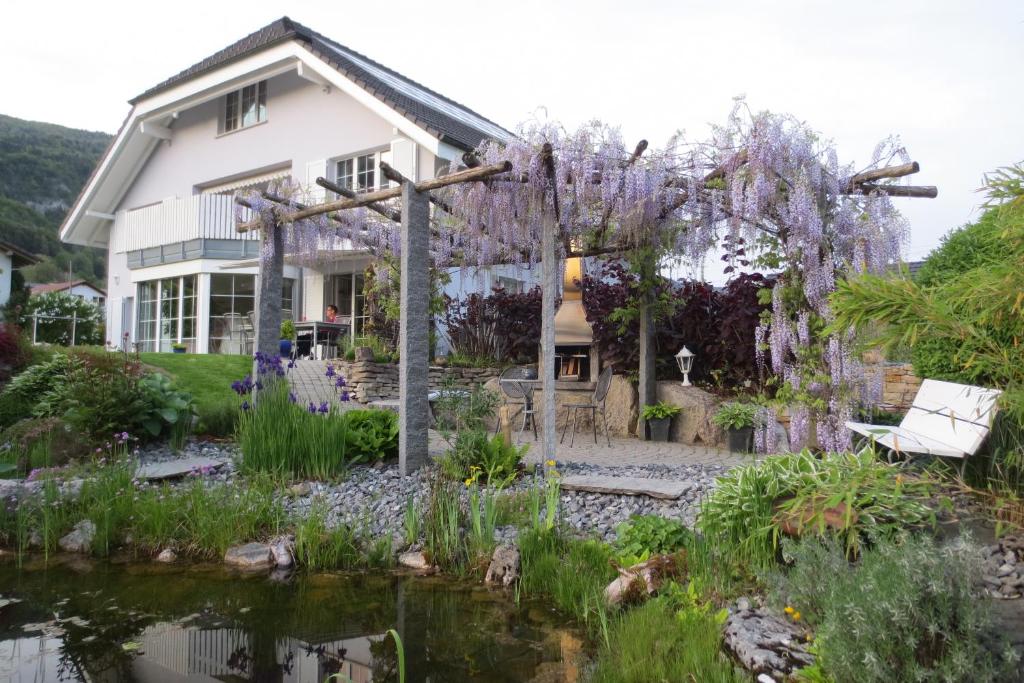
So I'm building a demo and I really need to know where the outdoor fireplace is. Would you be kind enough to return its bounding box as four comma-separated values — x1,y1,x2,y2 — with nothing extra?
547,256,601,382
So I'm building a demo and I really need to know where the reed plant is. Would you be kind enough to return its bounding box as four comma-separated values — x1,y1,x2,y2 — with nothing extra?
402,495,421,547
424,474,465,572
236,379,397,479
466,476,500,561
294,501,361,570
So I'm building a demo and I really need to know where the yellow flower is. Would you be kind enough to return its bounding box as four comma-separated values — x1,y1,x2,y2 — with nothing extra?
792,611,801,621
895,474,904,485
464,478,473,487
805,633,813,642
784,606,794,615
545,459,556,467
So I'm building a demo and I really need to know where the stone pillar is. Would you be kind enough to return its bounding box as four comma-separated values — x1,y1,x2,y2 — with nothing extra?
540,210,558,463
256,224,284,358
399,182,430,474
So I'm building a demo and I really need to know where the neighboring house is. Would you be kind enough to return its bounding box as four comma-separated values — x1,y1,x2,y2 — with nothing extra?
29,279,107,309
0,240,38,317
60,17,534,354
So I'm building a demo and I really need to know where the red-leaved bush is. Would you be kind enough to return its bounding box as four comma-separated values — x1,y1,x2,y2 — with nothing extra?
0,323,31,381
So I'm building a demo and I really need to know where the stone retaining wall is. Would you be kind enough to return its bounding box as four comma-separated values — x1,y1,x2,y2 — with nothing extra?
881,362,922,410
337,360,501,403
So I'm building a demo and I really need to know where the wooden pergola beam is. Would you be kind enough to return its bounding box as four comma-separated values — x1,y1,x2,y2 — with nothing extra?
237,161,513,232
848,161,920,188
315,177,401,223
855,183,938,198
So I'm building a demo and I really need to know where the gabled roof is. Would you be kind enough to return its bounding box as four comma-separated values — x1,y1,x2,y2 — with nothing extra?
0,240,39,266
29,279,105,296
131,17,512,151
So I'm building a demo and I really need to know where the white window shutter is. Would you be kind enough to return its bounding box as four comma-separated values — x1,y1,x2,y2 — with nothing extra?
305,159,328,202
389,139,417,182
302,272,324,321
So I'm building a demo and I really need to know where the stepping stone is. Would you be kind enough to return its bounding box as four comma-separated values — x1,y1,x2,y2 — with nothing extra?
560,474,690,500
136,457,225,481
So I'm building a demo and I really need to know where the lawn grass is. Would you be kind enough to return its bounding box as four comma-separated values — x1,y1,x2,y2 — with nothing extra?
139,353,250,435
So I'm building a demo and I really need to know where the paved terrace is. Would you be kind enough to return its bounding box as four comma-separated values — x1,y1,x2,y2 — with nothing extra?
288,359,744,469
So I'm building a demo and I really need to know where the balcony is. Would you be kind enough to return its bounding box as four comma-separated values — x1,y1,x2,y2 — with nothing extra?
114,195,259,268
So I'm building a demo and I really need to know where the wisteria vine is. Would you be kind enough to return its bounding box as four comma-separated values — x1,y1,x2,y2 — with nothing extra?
240,100,914,453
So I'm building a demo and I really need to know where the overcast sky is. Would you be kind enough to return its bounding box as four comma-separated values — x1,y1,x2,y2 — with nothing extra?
4,0,1022,271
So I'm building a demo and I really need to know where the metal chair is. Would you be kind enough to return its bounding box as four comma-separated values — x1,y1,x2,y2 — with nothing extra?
561,366,614,447
497,366,538,440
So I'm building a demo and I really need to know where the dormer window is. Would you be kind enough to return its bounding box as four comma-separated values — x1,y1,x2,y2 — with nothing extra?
222,81,267,133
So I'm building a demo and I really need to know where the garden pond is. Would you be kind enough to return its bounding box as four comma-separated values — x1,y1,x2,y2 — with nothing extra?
0,556,585,682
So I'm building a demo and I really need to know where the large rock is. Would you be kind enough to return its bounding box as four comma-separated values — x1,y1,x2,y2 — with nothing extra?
485,544,520,587
655,382,724,446
224,542,275,571
398,550,433,571
605,375,639,436
155,548,177,563
59,520,96,554
723,600,814,678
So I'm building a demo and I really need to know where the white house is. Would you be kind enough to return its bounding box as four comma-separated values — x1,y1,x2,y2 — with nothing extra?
0,240,38,318
60,17,534,354
29,279,107,309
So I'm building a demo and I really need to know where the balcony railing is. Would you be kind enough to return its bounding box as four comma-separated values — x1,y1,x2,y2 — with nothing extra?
114,195,253,253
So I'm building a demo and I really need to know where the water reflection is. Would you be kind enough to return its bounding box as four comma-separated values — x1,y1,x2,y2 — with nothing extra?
0,558,584,682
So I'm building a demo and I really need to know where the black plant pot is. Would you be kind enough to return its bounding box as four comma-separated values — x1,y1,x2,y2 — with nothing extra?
727,426,753,453
648,417,672,442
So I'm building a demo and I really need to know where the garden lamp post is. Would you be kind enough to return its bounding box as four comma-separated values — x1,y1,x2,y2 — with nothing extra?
675,346,695,387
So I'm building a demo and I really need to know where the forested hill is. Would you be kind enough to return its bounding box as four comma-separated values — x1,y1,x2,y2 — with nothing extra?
0,114,112,285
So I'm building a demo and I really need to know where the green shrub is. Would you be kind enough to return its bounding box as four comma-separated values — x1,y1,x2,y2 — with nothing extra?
698,448,936,569
440,429,527,486
613,514,693,565
0,417,90,476
0,352,78,428
766,535,1017,682
641,401,681,421
711,401,760,429
344,409,399,461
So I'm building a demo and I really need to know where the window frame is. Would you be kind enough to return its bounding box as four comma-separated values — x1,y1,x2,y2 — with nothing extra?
332,149,389,195
221,80,267,134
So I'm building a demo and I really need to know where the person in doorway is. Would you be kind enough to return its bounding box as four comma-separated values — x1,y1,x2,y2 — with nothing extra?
317,304,341,357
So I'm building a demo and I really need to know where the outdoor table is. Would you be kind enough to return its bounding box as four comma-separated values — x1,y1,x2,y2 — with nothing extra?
294,320,350,359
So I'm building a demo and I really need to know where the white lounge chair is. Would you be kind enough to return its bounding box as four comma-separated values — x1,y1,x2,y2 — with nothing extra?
846,379,1002,469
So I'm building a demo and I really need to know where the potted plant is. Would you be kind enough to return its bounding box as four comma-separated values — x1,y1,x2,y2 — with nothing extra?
712,401,759,453
171,342,187,354
280,320,295,357
642,402,681,442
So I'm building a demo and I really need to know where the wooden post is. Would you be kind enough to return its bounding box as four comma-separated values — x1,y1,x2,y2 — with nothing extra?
398,182,430,474
541,209,558,463
499,405,513,447
638,302,656,440
255,223,284,358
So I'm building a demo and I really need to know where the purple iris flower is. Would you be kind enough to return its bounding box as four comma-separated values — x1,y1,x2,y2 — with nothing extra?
241,400,250,411
308,402,317,414
288,392,298,404
318,401,330,414
335,376,346,388
325,365,336,379
340,390,350,402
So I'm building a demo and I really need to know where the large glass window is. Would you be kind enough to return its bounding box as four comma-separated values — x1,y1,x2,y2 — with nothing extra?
282,278,295,319
136,281,158,351
208,274,256,354
135,276,197,352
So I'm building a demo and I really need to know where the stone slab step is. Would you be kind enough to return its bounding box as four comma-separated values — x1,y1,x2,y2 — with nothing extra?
136,457,226,481
560,474,690,500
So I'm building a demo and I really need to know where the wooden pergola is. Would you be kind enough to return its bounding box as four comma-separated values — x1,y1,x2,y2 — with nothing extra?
237,145,935,473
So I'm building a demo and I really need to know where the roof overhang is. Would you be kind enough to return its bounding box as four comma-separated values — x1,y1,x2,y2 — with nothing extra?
60,41,459,248
0,241,39,266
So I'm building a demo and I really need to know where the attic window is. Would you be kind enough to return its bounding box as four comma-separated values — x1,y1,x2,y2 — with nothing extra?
222,81,267,133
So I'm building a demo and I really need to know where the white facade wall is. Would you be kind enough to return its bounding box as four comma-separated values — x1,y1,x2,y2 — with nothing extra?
104,68,441,352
